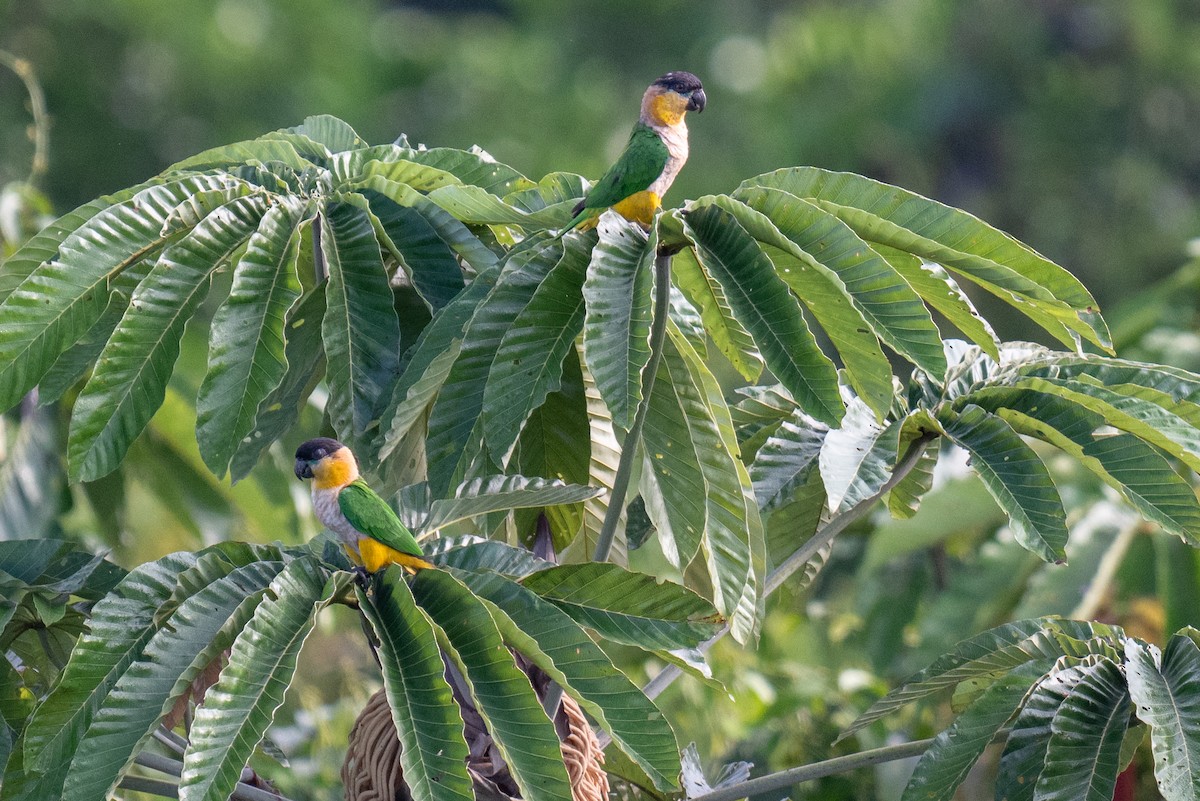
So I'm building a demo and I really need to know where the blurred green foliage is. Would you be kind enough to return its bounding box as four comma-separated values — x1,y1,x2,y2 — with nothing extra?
3,0,1199,336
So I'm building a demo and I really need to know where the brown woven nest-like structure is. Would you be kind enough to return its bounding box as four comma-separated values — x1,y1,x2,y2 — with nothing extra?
342,659,609,801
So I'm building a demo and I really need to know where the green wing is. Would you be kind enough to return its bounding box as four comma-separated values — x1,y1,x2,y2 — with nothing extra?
567,124,669,227
338,480,424,557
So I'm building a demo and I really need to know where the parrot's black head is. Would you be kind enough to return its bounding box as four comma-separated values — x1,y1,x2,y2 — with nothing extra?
294,437,346,480
653,71,706,113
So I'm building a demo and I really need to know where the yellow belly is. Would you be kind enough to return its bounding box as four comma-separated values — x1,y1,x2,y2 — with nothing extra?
610,190,662,226
347,539,434,574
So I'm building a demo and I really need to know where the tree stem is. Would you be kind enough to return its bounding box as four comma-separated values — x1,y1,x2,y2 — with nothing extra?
592,246,672,563
0,50,49,185
637,433,937,703
687,737,933,801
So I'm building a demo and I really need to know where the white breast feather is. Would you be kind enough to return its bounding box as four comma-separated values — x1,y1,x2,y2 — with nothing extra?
313,487,362,547
649,120,689,199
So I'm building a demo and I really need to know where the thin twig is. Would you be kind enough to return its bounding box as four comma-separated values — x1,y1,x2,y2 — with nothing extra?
154,726,188,757
592,246,672,562
687,737,934,801
0,50,49,185
116,775,180,798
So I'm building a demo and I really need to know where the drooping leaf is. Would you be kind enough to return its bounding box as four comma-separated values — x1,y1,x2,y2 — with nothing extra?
196,199,307,476
394,145,532,196
900,671,1033,801
22,552,199,772
0,174,250,414
178,558,330,801
363,190,465,312
481,232,590,457
425,238,564,496
422,475,601,533
1035,657,1131,801
424,536,553,577
167,139,314,173
840,618,1124,740
729,187,946,381
738,167,1108,350
577,352,628,564
582,214,656,430
641,329,764,641
358,570,473,801
683,204,843,425
0,408,62,541
520,563,722,650
228,286,326,481
67,195,270,482
409,569,573,801
459,569,681,791
938,404,1068,563
668,246,762,382
1126,632,1200,801
61,560,286,801
320,200,402,443
426,184,565,228
997,659,1101,801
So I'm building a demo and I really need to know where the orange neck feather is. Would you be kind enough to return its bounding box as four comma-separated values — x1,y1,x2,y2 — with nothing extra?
312,447,360,490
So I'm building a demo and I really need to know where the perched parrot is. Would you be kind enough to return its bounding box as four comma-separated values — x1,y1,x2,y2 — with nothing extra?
294,437,433,573
562,70,706,232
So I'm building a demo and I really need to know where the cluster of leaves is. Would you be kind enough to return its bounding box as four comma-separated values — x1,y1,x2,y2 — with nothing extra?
1,535,721,801
0,115,1115,647
839,616,1200,801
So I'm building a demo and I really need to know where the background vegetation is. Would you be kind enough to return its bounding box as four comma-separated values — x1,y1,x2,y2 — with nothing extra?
2,2,1199,800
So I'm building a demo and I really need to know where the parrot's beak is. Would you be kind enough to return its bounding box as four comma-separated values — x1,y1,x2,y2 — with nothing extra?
294,460,313,480
687,89,706,113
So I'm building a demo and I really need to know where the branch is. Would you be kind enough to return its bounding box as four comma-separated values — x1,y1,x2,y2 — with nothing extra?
637,433,937,703
0,50,49,185
592,245,672,562
686,737,933,801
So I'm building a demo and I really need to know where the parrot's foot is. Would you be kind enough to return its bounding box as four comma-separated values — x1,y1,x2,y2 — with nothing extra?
352,565,371,588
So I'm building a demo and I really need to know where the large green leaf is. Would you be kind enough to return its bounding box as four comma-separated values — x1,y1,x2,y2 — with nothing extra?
966,387,1200,544
362,190,465,312
285,114,367,153
997,659,1101,801
938,404,1068,563
875,245,999,359
738,167,1108,350
426,184,565,228
460,569,681,792
818,398,899,512
409,569,573,801
22,552,199,772
228,286,327,481
683,204,843,426
422,475,601,533
520,563,722,650
66,195,270,482
425,238,563,496
729,187,946,380
1013,375,1200,473
425,536,553,577
320,200,402,442
61,559,285,801
1127,631,1200,801
0,174,249,414
0,409,62,541
195,199,307,476
377,270,495,463
900,671,1033,801
840,618,1123,740
581,214,655,430
167,139,314,173
178,558,330,801
359,176,498,273
1035,657,1131,801
358,571,473,801
641,330,764,640
394,144,532,196
481,233,590,457
577,352,628,563
668,246,762,382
